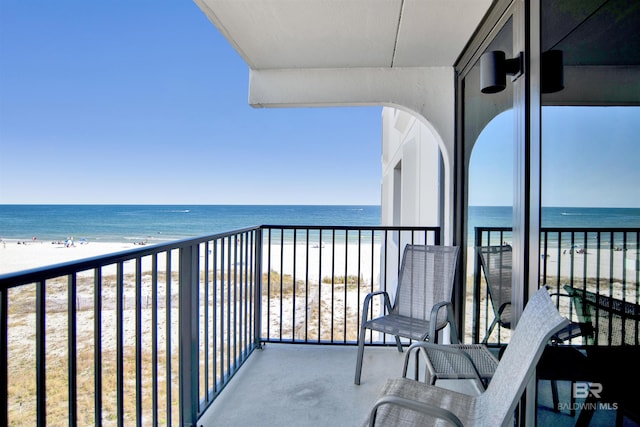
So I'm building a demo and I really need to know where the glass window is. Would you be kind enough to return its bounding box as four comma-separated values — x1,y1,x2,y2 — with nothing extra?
463,18,515,344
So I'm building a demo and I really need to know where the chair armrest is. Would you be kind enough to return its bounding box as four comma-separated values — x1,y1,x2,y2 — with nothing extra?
429,301,459,343
401,342,486,387
552,321,591,343
546,290,592,343
369,394,464,427
361,290,393,327
547,290,571,306
497,302,511,316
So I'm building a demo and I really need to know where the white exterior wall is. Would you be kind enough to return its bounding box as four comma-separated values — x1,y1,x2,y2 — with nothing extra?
380,107,449,325
381,108,442,230
247,67,455,244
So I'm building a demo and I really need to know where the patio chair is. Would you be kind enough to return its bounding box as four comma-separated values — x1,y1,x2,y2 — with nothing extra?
477,246,583,412
478,246,582,344
563,284,640,346
562,285,640,425
476,245,512,343
354,245,460,385
365,286,570,427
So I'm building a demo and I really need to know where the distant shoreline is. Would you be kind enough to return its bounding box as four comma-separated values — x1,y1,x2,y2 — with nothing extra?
0,240,145,275
0,204,383,243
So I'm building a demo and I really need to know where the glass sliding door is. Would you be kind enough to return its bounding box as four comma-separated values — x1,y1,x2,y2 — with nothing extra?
537,1,640,424
458,15,517,344
540,1,640,305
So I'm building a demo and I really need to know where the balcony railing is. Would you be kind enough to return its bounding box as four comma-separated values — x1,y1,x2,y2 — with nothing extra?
7,223,635,425
0,227,262,426
0,225,437,426
260,226,439,345
473,226,640,345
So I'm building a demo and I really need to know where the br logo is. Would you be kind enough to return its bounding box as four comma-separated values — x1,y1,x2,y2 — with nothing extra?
573,382,603,399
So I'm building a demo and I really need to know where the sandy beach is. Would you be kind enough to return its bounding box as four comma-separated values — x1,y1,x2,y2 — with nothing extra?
0,240,146,275
0,238,387,283
2,238,637,285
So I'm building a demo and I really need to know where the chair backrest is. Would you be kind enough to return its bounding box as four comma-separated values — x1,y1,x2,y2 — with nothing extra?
563,284,640,346
478,287,569,427
392,245,459,325
477,245,513,327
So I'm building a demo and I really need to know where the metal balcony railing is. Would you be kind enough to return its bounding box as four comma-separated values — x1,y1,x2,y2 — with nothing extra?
0,225,438,426
259,226,439,345
473,226,640,345
0,227,262,427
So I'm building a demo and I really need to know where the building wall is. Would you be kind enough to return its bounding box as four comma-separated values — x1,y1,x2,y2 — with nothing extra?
242,65,456,242
381,107,442,230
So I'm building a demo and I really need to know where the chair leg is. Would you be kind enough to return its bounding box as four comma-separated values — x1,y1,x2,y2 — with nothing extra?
551,380,559,412
482,317,499,344
394,335,403,352
355,326,367,385
570,381,575,417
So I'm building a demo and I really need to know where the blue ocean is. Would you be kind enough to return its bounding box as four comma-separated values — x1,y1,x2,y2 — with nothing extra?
469,206,640,230
469,206,640,247
1,205,639,244
0,205,381,243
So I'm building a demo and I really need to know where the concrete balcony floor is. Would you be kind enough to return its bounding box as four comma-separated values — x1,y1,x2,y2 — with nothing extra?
199,344,627,427
199,344,405,426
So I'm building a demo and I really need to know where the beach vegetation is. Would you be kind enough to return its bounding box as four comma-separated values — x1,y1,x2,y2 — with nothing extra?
321,274,365,286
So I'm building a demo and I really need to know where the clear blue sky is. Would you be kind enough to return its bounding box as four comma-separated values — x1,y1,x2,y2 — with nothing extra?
0,1,382,205
2,2,638,208
469,106,640,208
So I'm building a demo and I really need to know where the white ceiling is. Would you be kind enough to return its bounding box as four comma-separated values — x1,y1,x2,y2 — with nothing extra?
195,0,493,70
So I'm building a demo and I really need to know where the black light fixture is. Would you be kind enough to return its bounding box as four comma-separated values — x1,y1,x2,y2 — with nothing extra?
480,50,564,94
480,51,524,94
541,50,564,94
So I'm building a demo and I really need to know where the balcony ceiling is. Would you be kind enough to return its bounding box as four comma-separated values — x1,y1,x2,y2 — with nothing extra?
195,0,493,70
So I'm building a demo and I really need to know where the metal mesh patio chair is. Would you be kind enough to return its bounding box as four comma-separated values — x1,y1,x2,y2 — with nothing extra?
562,285,640,425
365,286,570,427
476,245,512,343
478,246,583,344
563,284,640,346
354,245,460,385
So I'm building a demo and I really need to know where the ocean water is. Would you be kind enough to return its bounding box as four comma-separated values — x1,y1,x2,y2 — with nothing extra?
469,206,640,247
469,206,640,229
0,205,381,243
1,205,639,244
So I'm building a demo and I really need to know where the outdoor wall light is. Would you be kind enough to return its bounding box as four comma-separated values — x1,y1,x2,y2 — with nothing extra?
541,50,564,94
480,50,564,94
480,51,524,94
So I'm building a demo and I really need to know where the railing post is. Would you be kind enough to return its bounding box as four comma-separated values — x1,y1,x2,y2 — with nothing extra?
179,244,199,427
472,227,483,343
254,228,263,347
67,274,78,427
0,289,7,427
34,279,47,426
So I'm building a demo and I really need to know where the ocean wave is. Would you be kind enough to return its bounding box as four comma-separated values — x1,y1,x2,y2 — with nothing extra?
124,236,150,241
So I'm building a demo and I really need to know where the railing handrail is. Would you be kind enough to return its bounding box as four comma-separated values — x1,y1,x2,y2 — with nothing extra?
476,225,640,233
259,225,437,230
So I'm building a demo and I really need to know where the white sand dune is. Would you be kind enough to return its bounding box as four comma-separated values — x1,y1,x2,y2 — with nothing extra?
0,240,143,275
